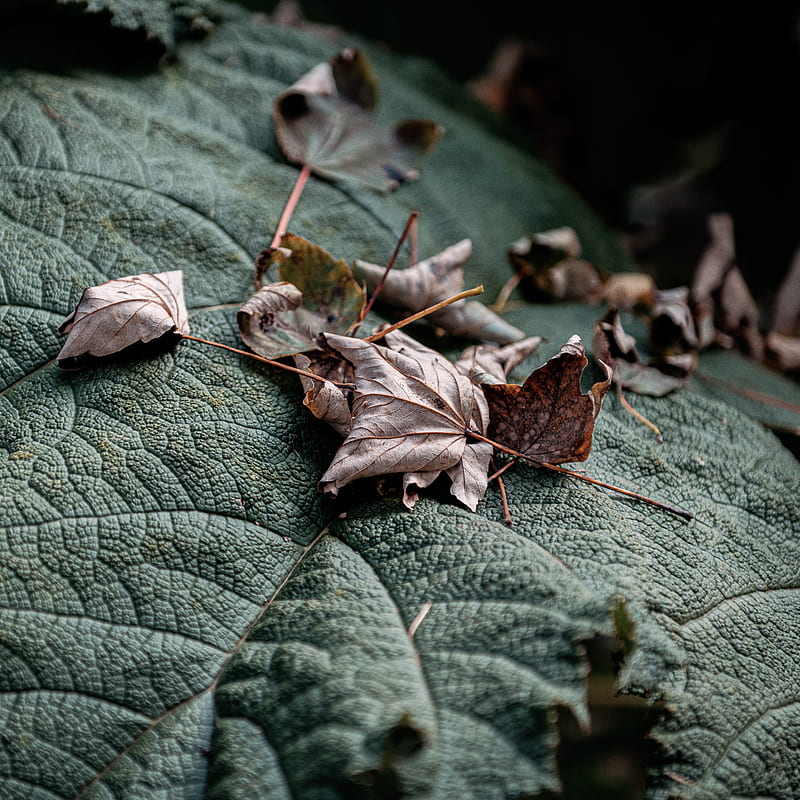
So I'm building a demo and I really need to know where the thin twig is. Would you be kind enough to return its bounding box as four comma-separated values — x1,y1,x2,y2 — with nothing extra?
490,271,522,313
617,388,663,443
489,459,513,526
363,286,484,343
488,460,515,482
354,210,419,330
407,601,432,639
466,430,694,520
270,163,312,249
182,334,354,388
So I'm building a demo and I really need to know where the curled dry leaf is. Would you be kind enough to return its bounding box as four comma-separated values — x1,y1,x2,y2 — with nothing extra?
455,336,544,385
690,212,763,358
650,287,699,354
274,47,443,190
483,335,612,464
507,226,605,303
319,330,492,511
57,270,189,363
238,234,365,358
352,239,525,344
294,352,354,436
593,307,690,397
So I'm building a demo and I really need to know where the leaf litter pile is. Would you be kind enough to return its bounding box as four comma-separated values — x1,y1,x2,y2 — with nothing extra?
55,46,693,524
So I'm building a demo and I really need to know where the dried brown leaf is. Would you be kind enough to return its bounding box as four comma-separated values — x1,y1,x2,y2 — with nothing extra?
690,212,763,358
273,48,443,190
294,352,354,436
57,270,189,362
352,239,525,344
319,330,492,510
455,336,544,385
593,307,689,397
238,235,365,359
484,335,612,464
507,227,605,303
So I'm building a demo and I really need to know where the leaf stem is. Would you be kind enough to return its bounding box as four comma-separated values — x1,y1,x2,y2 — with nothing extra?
363,285,484,343
467,430,694,520
181,334,354,388
353,210,419,331
617,388,663,443
489,459,514,526
270,163,312,249
407,601,432,639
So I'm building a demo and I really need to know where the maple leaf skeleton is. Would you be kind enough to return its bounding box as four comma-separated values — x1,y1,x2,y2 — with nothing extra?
320,331,492,511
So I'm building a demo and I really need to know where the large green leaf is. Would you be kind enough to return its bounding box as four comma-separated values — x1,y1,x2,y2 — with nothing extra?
1,4,799,799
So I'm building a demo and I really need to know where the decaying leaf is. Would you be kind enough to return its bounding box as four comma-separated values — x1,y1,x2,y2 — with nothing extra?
57,270,189,363
274,47,443,190
593,307,690,397
455,336,544,385
507,227,605,303
294,352,354,436
319,330,492,511
238,234,365,358
601,271,657,310
483,335,612,464
352,239,525,343
690,212,763,358
650,286,699,354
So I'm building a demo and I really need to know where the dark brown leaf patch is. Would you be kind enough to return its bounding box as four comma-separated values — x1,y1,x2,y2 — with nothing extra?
484,336,612,464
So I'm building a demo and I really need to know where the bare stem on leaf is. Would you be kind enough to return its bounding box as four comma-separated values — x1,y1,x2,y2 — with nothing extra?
617,389,663,443
270,163,312,249
363,285,485,343
181,334,354,388
468,430,694,521
489,459,514,526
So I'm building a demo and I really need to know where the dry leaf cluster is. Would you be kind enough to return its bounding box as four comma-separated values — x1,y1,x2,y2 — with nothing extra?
54,46,698,519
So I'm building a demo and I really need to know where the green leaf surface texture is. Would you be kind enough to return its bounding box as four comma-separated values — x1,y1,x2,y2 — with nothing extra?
1,5,799,798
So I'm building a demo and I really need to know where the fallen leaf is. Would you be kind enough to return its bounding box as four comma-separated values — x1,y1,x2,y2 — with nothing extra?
455,336,544,385
319,330,492,510
690,212,763,358
649,286,699,354
601,271,657,310
593,307,689,397
238,234,365,358
57,270,189,363
507,227,605,303
274,47,443,190
483,335,612,464
352,239,525,343
294,352,354,436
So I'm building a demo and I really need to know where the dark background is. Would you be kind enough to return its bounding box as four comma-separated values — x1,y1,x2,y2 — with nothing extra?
245,0,800,309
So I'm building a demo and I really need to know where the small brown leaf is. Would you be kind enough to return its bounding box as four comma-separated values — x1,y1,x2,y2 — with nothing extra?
274,47,443,190
593,307,689,397
57,270,189,363
483,335,612,464
352,239,525,344
507,227,605,303
319,330,492,510
294,352,354,436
